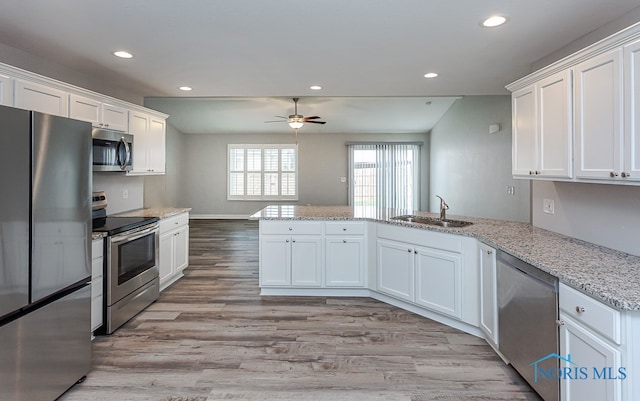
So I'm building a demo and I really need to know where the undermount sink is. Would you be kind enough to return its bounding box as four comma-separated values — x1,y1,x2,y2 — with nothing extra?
391,215,473,228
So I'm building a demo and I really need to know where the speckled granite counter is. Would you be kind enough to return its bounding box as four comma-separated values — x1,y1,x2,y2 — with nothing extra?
251,205,640,311
92,232,106,240
114,207,191,219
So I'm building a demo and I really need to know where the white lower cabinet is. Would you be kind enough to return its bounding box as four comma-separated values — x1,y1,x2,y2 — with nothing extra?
415,246,462,319
260,234,322,287
377,238,414,301
478,243,498,347
559,283,624,401
325,237,365,287
159,213,189,291
91,237,104,333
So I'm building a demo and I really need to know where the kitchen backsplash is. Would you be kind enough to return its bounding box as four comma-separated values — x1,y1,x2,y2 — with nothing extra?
93,173,144,214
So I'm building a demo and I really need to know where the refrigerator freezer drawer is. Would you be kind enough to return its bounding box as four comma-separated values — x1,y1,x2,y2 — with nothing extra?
0,285,91,401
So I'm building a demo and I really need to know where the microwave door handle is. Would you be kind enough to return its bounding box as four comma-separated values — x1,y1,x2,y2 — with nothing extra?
111,226,158,244
120,137,131,170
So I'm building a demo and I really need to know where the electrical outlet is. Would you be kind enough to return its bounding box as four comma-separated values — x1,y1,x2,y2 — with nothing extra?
543,198,555,214
506,186,516,196
122,189,129,199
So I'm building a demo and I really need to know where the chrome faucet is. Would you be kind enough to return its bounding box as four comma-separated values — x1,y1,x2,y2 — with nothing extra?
436,195,449,221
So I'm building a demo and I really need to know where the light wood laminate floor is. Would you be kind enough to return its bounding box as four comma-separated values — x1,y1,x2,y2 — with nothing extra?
60,219,542,401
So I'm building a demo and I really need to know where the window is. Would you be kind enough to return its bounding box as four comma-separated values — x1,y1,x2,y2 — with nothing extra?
228,144,298,200
348,143,421,210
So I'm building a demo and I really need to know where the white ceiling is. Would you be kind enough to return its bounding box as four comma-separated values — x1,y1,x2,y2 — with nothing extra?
1,1,639,134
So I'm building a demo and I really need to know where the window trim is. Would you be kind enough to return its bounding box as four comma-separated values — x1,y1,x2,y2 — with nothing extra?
227,144,298,201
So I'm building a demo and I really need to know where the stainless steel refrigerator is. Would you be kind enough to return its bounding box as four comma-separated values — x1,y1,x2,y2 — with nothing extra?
0,105,92,401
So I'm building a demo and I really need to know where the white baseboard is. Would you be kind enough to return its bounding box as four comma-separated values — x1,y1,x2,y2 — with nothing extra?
190,214,252,220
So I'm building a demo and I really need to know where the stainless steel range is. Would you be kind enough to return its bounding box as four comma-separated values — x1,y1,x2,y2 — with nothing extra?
92,194,160,334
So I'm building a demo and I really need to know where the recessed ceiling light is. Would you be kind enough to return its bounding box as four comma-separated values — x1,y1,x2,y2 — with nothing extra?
481,15,508,28
113,50,133,59
310,85,322,90
423,72,438,78
179,86,193,91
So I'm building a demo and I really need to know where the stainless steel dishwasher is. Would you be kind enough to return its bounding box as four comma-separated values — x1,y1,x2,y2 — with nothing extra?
497,250,559,401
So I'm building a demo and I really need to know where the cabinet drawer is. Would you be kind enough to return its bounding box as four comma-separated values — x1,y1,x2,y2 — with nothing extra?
560,283,621,344
92,238,103,259
378,223,462,253
260,221,323,235
325,221,365,235
159,212,189,233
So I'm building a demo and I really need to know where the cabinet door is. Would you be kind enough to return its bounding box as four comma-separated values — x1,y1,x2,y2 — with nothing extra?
538,70,573,178
129,111,150,172
290,236,322,287
377,239,414,301
101,103,128,132
15,79,68,116
174,225,189,272
0,74,14,106
260,236,291,286
325,237,365,287
414,246,462,319
478,244,498,346
159,231,175,287
69,94,101,125
574,49,623,179
560,314,622,401
512,85,537,176
147,117,166,174
624,38,640,181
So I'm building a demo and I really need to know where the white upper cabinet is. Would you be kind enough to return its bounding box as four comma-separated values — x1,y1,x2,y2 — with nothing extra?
14,79,68,116
512,70,572,179
0,74,14,106
69,94,128,132
512,86,537,176
128,111,166,175
574,49,624,180
624,38,640,181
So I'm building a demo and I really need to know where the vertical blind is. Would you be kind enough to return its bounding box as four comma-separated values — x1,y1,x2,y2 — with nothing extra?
347,143,421,211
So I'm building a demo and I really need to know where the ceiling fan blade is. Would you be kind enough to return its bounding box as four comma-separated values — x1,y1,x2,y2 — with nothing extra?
305,120,326,124
303,116,321,120
264,120,287,123
273,116,288,119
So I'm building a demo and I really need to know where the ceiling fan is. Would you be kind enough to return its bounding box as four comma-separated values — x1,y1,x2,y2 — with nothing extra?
265,97,326,129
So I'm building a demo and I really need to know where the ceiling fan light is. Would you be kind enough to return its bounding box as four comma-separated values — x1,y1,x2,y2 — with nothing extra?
288,121,304,129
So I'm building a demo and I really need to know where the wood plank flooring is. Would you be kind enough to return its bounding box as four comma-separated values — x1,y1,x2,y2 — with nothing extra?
60,219,542,401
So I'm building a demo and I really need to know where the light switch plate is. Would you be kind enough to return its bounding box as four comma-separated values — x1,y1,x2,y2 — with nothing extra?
543,198,555,214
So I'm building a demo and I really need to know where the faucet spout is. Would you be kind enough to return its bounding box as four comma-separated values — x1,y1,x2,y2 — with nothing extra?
435,195,449,221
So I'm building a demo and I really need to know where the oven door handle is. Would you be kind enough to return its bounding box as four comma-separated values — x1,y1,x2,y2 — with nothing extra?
111,225,158,244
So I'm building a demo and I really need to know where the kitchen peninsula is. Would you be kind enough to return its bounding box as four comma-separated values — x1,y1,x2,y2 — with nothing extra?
252,204,640,401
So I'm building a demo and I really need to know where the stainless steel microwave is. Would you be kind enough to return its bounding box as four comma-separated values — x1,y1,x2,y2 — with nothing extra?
92,128,133,172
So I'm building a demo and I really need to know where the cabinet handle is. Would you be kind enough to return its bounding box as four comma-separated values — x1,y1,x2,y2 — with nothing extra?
285,239,289,243
610,171,619,178
622,172,631,178
104,123,109,127
487,250,493,255
529,171,534,175
414,250,418,254
536,171,541,175
343,227,347,231
292,239,296,243
575,306,585,313
343,240,347,243
407,248,412,253
288,227,293,231
556,319,565,326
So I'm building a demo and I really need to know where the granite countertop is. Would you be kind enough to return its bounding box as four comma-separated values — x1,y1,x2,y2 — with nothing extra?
92,232,107,240
113,207,192,219
251,205,640,311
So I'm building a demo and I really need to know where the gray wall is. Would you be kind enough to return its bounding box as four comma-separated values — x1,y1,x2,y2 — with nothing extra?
532,181,640,256
178,131,430,217
143,122,186,208
429,96,530,222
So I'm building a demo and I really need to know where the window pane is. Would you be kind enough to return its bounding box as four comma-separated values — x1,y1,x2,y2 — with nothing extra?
264,173,279,195
281,173,296,196
229,149,245,171
264,149,279,172
246,173,262,196
281,148,296,171
229,173,244,196
247,149,261,171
